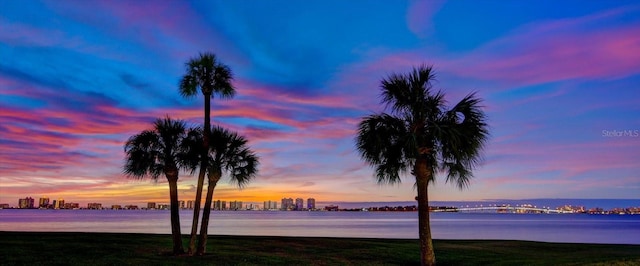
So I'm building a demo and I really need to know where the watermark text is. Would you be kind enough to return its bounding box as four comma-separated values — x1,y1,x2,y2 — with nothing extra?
601,129,639,137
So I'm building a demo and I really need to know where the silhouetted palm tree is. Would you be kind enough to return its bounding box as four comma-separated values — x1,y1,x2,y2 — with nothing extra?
124,117,193,255
183,126,259,255
356,65,488,266
179,52,235,254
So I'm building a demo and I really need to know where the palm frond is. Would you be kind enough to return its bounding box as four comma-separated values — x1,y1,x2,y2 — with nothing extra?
179,52,236,99
207,125,259,189
356,114,411,184
123,117,192,182
356,65,488,190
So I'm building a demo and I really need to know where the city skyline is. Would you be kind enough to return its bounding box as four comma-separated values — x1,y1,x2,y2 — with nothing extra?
1,1,640,206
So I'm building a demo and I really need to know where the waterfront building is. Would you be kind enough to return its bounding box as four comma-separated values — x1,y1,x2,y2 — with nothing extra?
187,200,194,209
281,198,294,210
229,201,243,210
157,203,169,210
125,205,139,210
263,200,278,210
214,200,228,210
307,198,316,210
39,197,50,208
179,200,185,209
55,199,64,209
147,202,156,209
0,203,9,209
18,197,34,209
111,205,122,210
63,202,79,209
295,198,304,210
87,203,102,209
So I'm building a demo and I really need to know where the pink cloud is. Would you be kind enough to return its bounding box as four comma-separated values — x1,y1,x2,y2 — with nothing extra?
346,5,640,91
406,0,444,38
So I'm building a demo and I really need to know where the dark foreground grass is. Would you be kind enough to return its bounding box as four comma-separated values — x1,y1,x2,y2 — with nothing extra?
1,232,639,265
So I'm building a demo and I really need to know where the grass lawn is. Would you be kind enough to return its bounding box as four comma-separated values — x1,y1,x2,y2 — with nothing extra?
1,231,639,265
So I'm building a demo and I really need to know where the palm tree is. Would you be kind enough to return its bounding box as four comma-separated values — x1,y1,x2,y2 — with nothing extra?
179,52,235,254
183,126,259,255
123,117,193,255
355,65,488,266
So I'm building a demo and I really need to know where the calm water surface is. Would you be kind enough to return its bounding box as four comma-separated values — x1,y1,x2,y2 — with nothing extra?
1,210,639,244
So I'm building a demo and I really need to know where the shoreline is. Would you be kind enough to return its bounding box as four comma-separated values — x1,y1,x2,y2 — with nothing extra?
2,232,639,265
3,231,640,246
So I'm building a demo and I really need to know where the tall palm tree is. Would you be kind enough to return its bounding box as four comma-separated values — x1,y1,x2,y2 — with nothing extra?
179,52,235,255
184,126,259,255
356,65,488,266
124,117,193,255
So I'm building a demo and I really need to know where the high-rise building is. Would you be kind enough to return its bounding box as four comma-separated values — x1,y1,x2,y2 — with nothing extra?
39,197,50,208
263,200,278,210
230,201,243,210
307,198,316,210
18,197,34,209
281,198,294,210
295,198,304,211
57,199,65,209
147,202,156,209
222,201,227,210
187,200,194,209
179,200,185,209
214,200,220,210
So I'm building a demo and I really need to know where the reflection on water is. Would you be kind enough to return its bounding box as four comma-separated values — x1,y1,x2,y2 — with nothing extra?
1,210,639,244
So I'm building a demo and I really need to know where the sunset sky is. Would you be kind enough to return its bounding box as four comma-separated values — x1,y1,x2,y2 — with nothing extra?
1,1,639,207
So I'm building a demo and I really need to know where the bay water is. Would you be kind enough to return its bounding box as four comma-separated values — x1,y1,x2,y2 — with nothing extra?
1,210,639,244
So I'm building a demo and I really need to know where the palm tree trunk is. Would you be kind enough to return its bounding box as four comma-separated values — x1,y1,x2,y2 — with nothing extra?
189,93,212,255
187,166,206,254
168,177,185,255
196,171,220,255
416,158,436,266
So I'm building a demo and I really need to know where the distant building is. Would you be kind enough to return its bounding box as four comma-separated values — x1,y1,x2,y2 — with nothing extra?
157,204,169,210
307,198,316,210
55,199,64,209
39,197,50,208
87,203,102,209
18,197,34,209
229,201,243,210
187,200,194,209
295,198,304,210
179,200,185,209
147,202,156,209
125,205,139,210
263,200,278,210
281,198,294,210
111,205,122,210
63,202,79,209
214,200,228,210
0,203,9,209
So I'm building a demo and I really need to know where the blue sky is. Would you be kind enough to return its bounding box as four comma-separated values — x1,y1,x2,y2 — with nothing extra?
1,1,639,206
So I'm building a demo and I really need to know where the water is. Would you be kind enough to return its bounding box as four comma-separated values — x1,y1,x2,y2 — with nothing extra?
1,210,639,244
